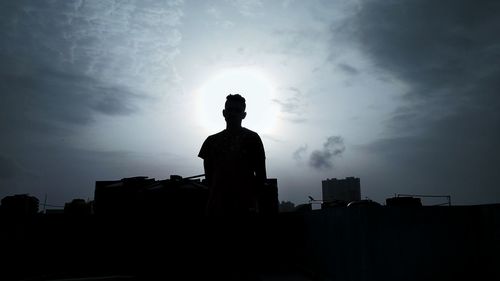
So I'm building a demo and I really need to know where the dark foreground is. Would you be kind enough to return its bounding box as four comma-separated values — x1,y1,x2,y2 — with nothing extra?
2,205,499,281
2,214,305,281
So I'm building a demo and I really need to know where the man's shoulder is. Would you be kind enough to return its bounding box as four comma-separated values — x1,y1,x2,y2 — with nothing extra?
241,127,261,138
205,130,226,140
201,130,226,148
208,130,226,139
205,128,261,142
199,130,225,159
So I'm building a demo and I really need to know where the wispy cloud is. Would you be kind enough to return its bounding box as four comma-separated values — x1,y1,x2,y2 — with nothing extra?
0,0,184,135
273,87,308,123
337,63,359,75
293,145,308,161
206,6,234,28
226,0,263,17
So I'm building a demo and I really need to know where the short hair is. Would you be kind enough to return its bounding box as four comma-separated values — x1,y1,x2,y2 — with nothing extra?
225,94,246,109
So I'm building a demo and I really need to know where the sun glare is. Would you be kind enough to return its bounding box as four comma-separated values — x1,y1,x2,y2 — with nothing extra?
197,67,279,134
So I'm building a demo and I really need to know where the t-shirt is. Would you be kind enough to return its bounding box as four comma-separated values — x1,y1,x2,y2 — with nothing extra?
198,127,265,215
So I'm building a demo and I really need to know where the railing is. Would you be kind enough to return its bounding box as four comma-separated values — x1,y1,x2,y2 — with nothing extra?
396,194,451,206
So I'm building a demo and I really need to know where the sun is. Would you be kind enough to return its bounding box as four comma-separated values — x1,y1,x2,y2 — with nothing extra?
196,66,280,134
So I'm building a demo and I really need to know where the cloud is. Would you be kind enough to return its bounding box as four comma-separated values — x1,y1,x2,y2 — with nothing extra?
271,28,327,57
342,0,500,203
272,99,300,115
337,63,359,75
1,0,183,95
309,136,345,170
273,87,308,122
0,0,184,133
206,6,235,28
293,145,308,161
0,63,141,147
90,88,139,116
226,0,263,17
0,0,184,132
0,0,184,202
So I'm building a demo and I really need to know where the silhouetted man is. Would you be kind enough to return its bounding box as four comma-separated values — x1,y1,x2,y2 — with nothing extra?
198,94,267,216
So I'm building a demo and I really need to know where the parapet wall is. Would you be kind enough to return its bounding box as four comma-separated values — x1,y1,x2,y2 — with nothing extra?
297,205,500,281
1,204,498,280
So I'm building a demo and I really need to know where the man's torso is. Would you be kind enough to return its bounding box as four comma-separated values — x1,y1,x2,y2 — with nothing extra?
199,127,265,213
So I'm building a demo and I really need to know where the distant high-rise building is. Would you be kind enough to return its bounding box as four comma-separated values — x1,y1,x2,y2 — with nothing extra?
322,177,361,203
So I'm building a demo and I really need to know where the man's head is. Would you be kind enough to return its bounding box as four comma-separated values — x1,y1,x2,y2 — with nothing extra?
223,94,246,127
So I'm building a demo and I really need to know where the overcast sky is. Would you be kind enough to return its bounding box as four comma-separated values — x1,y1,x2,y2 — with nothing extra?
1,0,499,206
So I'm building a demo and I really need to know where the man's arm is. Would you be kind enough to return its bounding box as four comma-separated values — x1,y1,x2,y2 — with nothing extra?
254,135,269,214
255,158,267,187
254,134,267,186
199,137,212,187
203,159,213,187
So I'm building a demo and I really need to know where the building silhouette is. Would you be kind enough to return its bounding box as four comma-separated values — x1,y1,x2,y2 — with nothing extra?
94,175,208,216
64,199,93,215
322,177,361,204
93,175,279,216
260,178,279,214
1,178,499,280
0,194,39,215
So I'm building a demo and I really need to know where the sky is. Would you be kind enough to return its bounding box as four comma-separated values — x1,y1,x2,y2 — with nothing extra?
1,0,499,207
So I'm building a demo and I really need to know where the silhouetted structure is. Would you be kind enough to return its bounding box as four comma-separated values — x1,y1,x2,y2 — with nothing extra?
321,199,348,209
347,199,381,207
386,196,422,207
322,177,361,205
279,200,296,212
295,203,312,212
394,193,451,206
0,194,39,216
94,175,208,216
64,199,93,215
1,192,499,280
258,178,279,214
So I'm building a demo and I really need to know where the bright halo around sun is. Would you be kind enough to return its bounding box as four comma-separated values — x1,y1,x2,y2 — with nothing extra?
197,67,280,134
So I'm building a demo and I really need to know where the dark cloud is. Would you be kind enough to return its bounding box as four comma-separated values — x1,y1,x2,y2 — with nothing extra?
309,136,345,170
351,0,500,99
0,62,140,157
345,0,500,203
